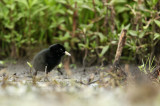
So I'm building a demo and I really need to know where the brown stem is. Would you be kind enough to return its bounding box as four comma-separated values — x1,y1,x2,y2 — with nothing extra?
64,57,72,76
103,0,109,35
83,48,88,68
113,29,127,68
72,2,78,37
110,6,115,33
92,0,97,17
82,32,88,70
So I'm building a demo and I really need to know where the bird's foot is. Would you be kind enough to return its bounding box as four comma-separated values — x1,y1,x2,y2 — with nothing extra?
57,68,63,75
44,76,50,82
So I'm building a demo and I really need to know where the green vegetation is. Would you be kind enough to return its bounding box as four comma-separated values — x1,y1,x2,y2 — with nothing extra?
0,0,160,65
138,56,156,74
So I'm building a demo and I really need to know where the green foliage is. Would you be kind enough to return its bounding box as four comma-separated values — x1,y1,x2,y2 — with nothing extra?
0,0,160,65
27,61,32,68
138,56,156,74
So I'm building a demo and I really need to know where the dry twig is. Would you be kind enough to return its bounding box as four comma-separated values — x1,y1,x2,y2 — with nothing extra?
112,29,127,78
113,29,127,68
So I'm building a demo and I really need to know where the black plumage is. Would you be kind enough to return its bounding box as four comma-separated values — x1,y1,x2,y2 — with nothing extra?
33,44,71,74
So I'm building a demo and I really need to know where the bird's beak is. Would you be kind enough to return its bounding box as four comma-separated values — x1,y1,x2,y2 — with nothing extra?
65,51,71,56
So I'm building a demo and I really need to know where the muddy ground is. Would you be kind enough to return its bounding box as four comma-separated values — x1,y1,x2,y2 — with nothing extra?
0,62,160,106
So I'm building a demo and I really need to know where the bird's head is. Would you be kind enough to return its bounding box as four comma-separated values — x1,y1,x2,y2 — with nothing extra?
49,44,71,57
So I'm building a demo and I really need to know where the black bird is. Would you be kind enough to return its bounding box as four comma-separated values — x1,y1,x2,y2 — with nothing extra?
33,44,71,75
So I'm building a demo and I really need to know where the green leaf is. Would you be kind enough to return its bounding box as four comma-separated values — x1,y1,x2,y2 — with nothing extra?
139,31,145,38
143,20,153,29
71,38,80,43
15,0,29,9
32,6,49,17
90,41,97,49
56,0,67,4
147,0,159,7
128,30,137,36
81,4,93,11
96,32,107,43
115,6,129,13
99,45,109,57
0,60,5,65
78,43,85,48
58,63,63,68
110,0,127,5
154,33,160,40
143,25,149,30
153,0,159,5
64,42,70,51
154,20,160,28
54,32,71,41
29,0,38,8
27,61,32,68
124,24,130,30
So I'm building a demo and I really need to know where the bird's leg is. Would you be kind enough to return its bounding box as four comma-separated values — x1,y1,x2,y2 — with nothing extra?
44,66,49,82
32,71,37,84
33,71,37,76
57,68,63,75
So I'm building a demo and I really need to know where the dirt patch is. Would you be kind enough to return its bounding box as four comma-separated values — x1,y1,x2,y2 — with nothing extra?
0,63,159,106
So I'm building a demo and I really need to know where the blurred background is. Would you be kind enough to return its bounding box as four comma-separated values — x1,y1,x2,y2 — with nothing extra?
0,0,160,66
